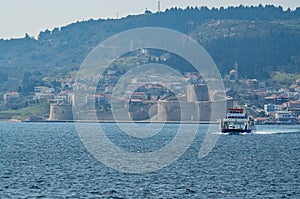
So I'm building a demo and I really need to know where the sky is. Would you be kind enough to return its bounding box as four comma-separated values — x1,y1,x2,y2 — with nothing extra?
0,0,299,39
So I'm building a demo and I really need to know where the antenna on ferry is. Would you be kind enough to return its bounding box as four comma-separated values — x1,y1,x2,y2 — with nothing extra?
233,101,238,108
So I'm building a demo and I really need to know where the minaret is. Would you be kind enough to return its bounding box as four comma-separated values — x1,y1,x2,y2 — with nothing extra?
234,61,238,80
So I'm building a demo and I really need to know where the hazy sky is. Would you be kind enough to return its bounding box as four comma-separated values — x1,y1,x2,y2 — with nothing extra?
0,0,299,39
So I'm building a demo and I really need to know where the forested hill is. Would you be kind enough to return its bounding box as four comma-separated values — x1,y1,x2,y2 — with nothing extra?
0,5,300,83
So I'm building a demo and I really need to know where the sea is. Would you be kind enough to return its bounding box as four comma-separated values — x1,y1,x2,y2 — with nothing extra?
0,122,299,198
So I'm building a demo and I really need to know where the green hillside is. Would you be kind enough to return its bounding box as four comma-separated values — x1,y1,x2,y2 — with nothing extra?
0,5,299,87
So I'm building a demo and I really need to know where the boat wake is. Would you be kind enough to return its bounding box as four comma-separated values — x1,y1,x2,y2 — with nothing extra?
212,129,300,135
213,132,250,135
254,129,300,135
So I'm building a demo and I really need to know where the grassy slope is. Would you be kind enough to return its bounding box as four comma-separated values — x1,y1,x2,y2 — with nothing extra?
271,72,300,87
0,103,49,120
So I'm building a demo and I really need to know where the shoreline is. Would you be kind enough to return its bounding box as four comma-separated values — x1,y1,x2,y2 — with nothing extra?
1,118,299,125
22,120,218,124
2,119,299,125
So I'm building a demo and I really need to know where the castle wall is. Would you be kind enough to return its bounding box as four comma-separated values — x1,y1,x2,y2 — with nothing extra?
157,98,233,122
158,101,200,121
187,84,209,102
128,101,158,121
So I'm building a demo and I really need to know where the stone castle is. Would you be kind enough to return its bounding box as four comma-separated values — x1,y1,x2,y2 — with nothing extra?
49,84,232,122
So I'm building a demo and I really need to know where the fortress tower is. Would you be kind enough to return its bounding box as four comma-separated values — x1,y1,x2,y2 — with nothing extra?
49,104,73,121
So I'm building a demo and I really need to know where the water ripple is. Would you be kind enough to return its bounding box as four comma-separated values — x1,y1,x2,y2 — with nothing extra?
0,122,299,198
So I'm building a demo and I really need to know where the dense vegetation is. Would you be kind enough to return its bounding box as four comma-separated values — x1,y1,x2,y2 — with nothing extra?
0,5,299,90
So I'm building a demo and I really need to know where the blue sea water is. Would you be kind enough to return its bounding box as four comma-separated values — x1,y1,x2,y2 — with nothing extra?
0,122,299,198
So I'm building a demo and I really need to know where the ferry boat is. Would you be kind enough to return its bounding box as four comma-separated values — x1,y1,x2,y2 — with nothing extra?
220,108,256,134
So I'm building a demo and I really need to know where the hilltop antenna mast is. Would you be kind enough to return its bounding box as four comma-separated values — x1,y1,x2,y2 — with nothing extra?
158,0,161,12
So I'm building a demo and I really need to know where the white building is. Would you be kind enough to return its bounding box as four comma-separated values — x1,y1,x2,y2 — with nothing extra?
264,104,282,115
3,92,20,102
55,91,73,104
33,86,55,100
275,111,294,122
34,86,55,94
